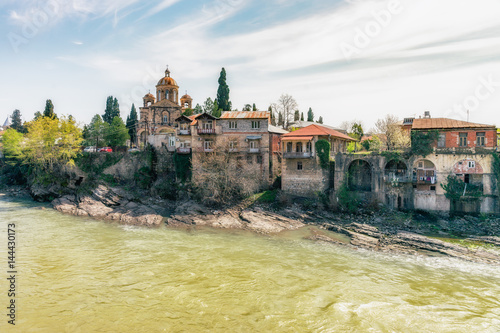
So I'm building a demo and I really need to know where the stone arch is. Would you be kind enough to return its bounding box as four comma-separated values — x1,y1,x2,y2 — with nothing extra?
348,159,372,191
385,160,408,181
413,159,437,190
452,158,483,185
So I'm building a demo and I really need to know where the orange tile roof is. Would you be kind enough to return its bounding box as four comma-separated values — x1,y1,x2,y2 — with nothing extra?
282,136,314,141
412,118,495,130
283,124,356,141
220,111,270,119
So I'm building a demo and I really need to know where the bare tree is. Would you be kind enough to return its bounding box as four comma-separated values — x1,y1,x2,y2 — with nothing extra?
274,94,298,129
192,137,261,206
375,114,410,150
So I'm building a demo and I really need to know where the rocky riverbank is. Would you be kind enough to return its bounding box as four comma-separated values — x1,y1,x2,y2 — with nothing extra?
1,184,500,265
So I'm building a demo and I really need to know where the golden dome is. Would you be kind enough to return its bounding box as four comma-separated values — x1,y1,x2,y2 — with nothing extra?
144,93,155,99
157,67,178,87
181,94,192,100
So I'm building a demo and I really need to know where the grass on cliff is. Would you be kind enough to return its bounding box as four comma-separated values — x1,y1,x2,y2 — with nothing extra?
75,152,125,175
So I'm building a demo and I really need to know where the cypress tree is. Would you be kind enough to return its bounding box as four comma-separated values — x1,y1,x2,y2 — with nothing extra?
307,107,314,122
294,110,300,121
43,99,57,119
269,106,276,126
216,68,231,111
317,116,323,124
278,112,284,127
103,96,120,124
126,104,138,146
300,112,304,121
252,103,257,111
10,109,23,132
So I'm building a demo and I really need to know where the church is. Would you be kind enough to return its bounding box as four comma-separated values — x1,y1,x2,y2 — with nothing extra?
137,67,193,144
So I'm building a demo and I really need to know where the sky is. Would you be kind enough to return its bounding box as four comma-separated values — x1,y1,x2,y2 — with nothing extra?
1,0,500,131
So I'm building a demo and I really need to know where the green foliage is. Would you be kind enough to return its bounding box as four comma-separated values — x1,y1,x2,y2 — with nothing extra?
380,150,403,161
242,104,252,111
307,107,314,122
216,67,231,111
10,109,24,133
315,139,331,169
441,174,483,201
173,152,191,182
278,111,283,127
300,112,304,121
43,99,57,119
84,114,107,147
294,110,300,121
126,104,138,145
134,166,153,189
212,99,222,118
202,98,214,114
182,108,193,116
103,96,120,124
317,116,323,124
336,177,360,213
75,152,124,174
362,135,383,151
251,190,278,203
252,103,257,111
2,129,24,161
410,130,439,157
33,111,43,120
193,104,203,114
105,116,129,147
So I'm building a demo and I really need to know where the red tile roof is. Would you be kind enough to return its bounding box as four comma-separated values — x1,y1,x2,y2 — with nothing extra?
282,136,314,141
220,111,270,119
412,118,495,130
283,124,355,141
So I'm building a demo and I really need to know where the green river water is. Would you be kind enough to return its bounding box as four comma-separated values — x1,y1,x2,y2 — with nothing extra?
1,197,500,332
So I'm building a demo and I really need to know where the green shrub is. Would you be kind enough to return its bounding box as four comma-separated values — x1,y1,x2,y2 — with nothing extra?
315,139,331,169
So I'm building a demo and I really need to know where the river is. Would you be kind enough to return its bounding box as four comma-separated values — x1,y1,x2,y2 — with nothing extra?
1,197,499,332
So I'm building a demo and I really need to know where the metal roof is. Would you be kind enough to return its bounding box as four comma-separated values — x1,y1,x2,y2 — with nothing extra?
412,118,495,130
283,124,355,141
220,111,270,119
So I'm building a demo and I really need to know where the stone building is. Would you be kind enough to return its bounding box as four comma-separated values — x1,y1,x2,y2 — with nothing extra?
281,124,355,196
137,67,193,147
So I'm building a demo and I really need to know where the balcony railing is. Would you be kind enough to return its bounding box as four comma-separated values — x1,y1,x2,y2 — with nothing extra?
283,152,312,159
413,175,437,184
197,128,216,135
249,148,260,153
384,173,411,183
176,147,191,154
178,129,191,136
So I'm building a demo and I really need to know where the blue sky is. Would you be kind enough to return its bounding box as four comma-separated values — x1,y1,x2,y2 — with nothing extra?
1,0,500,130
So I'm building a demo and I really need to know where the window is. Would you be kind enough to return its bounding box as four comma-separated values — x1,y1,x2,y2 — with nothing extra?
250,141,258,149
180,141,190,148
180,123,189,131
229,140,237,150
476,132,485,146
229,121,237,129
204,140,213,150
306,142,312,153
468,161,475,168
459,132,468,147
251,121,260,129
203,121,213,130
257,155,263,164
169,136,175,147
438,133,446,148
184,102,189,108
163,115,168,123
286,142,293,153
296,142,303,153
165,90,169,99
297,162,303,170
247,155,253,164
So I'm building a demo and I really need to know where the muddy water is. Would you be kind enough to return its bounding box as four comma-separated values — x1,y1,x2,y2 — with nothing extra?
1,197,499,332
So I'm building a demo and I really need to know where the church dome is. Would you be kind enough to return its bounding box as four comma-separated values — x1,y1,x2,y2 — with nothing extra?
144,93,155,99
157,68,178,87
181,94,192,100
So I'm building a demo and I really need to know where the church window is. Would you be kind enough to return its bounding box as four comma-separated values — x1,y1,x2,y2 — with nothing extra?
163,115,168,124
165,91,169,99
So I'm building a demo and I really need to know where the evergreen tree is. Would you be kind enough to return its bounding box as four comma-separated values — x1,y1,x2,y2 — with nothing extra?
216,68,231,111
33,111,42,120
87,115,107,148
212,100,222,118
269,106,276,126
183,109,193,116
317,116,323,124
103,96,120,124
294,110,300,121
193,104,203,114
43,99,57,119
252,103,257,111
242,104,252,111
10,109,24,133
126,104,138,146
307,107,314,122
300,112,304,121
278,112,284,127
203,98,214,114
106,116,129,147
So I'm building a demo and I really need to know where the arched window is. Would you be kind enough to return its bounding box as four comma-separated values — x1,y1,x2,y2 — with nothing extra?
184,102,189,108
165,90,169,100
163,115,168,124
296,142,303,153
286,142,293,153
157,91,160,101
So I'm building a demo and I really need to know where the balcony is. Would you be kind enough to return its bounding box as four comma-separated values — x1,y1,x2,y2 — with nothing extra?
413,175,437,184
249,148,260,153
176,147,191,154
177,129,191,136
283,152,312,159
197,128,216,135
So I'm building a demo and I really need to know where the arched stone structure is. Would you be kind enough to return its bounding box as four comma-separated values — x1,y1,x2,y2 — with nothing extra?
348,159,372,192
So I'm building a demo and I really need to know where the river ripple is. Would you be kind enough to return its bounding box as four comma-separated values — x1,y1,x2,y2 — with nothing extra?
0,197,499,332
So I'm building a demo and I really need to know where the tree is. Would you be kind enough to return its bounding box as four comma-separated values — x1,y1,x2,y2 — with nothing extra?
23,116,82,172
350,123,364,152
1,129,24,160
10,109,24,133
269,106,276,126
203,98,214,114
43,99,57,119
252,103,257,111
183,109,193,116
278,112,284,127
375,114,410,150
242,104,252,111
300,112,304,121
85,114,107,148
294,110,300,121
275,94,298,129
307,107,314,122
212,99,222,117
105,116,129,147
33,111,43,120
103,96,120,124
126,104,138,146
317,116,323,124
193,104,203,114
216,68,231,111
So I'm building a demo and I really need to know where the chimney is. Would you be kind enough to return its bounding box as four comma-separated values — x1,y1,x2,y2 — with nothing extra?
424,111,431,118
